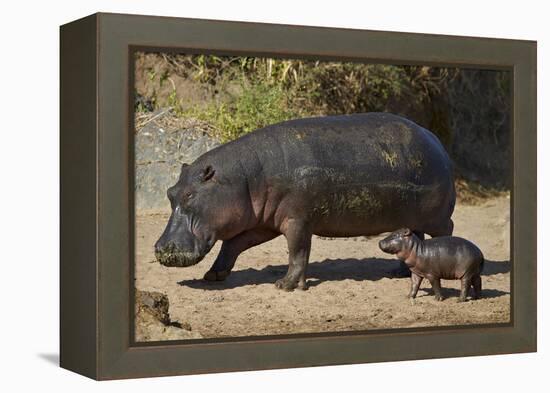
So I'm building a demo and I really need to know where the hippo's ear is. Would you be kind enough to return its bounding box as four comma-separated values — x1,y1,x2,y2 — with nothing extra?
200,165,216,182
403,228,412,236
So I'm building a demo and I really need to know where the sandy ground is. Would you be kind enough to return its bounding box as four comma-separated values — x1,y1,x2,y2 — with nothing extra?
135,196,510,341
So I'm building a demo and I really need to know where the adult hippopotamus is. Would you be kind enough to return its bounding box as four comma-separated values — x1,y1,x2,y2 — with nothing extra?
154,113,455,291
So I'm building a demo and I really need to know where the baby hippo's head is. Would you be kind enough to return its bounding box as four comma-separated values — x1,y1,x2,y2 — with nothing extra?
378,228,414,255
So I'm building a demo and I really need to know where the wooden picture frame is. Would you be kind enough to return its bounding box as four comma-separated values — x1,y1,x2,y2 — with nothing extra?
60,12,537,380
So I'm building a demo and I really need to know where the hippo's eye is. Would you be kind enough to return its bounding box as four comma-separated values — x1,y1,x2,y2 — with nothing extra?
185,192,194,200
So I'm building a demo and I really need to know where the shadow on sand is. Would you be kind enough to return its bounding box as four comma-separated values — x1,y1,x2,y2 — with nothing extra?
419,286,509,300
179,258,510,294
481,259,511,275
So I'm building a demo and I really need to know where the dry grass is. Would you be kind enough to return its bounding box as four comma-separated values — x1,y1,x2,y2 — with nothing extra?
135,109,217,139
455,178,509,205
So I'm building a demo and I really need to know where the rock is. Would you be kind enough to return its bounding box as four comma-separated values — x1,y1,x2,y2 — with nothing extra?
136,289,171,324
135,116,220,211
135,289,202,341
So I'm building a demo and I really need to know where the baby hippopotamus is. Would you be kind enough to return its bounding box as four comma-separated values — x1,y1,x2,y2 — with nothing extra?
379,228,484,302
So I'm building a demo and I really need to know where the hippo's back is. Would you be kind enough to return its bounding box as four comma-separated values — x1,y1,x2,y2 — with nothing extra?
249,113,450,184
209,113,455,237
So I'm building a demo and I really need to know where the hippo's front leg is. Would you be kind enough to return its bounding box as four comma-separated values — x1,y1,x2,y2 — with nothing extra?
275,219,312,291
204,229,279,281
408,273,423,299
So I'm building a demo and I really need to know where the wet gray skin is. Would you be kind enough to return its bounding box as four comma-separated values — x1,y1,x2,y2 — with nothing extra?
379,228,484,301
155,113,456,291
154,167,219,267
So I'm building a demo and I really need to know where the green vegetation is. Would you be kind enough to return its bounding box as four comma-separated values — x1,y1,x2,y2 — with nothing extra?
135,52,511,191
136,54,455,142
182,82,298,142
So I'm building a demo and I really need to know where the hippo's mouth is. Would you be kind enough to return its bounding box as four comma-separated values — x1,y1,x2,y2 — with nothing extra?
155,245,205,267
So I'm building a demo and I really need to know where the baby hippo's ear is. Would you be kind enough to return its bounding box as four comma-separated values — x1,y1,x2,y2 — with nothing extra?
403,228,412,236
201,165,216,182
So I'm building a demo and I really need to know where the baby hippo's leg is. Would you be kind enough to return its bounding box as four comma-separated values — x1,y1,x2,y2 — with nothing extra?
458,276,472,302
408,273,423,299
429,277,444,301
471,275,482,300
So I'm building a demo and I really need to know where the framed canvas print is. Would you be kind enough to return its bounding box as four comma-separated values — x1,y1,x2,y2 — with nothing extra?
60,13,537,380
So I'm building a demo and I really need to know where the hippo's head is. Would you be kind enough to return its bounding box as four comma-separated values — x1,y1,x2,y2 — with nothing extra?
378,228,413,255
154,161,249,267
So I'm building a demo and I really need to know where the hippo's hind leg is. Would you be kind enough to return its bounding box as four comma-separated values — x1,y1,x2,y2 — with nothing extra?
275,219,312,291
458,275,473,302
204,229,280,282
428,218,454,238
429,277,444,301
471,274,482,300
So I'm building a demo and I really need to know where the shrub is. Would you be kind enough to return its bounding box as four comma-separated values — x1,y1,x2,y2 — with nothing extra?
184,82,298,142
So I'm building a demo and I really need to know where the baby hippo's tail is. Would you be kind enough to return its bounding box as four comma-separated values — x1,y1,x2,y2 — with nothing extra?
477,248,485,274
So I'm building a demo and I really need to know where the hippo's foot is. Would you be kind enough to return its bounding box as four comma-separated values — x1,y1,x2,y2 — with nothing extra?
203,270,231,282
434,294,444,302
275,277,302,291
